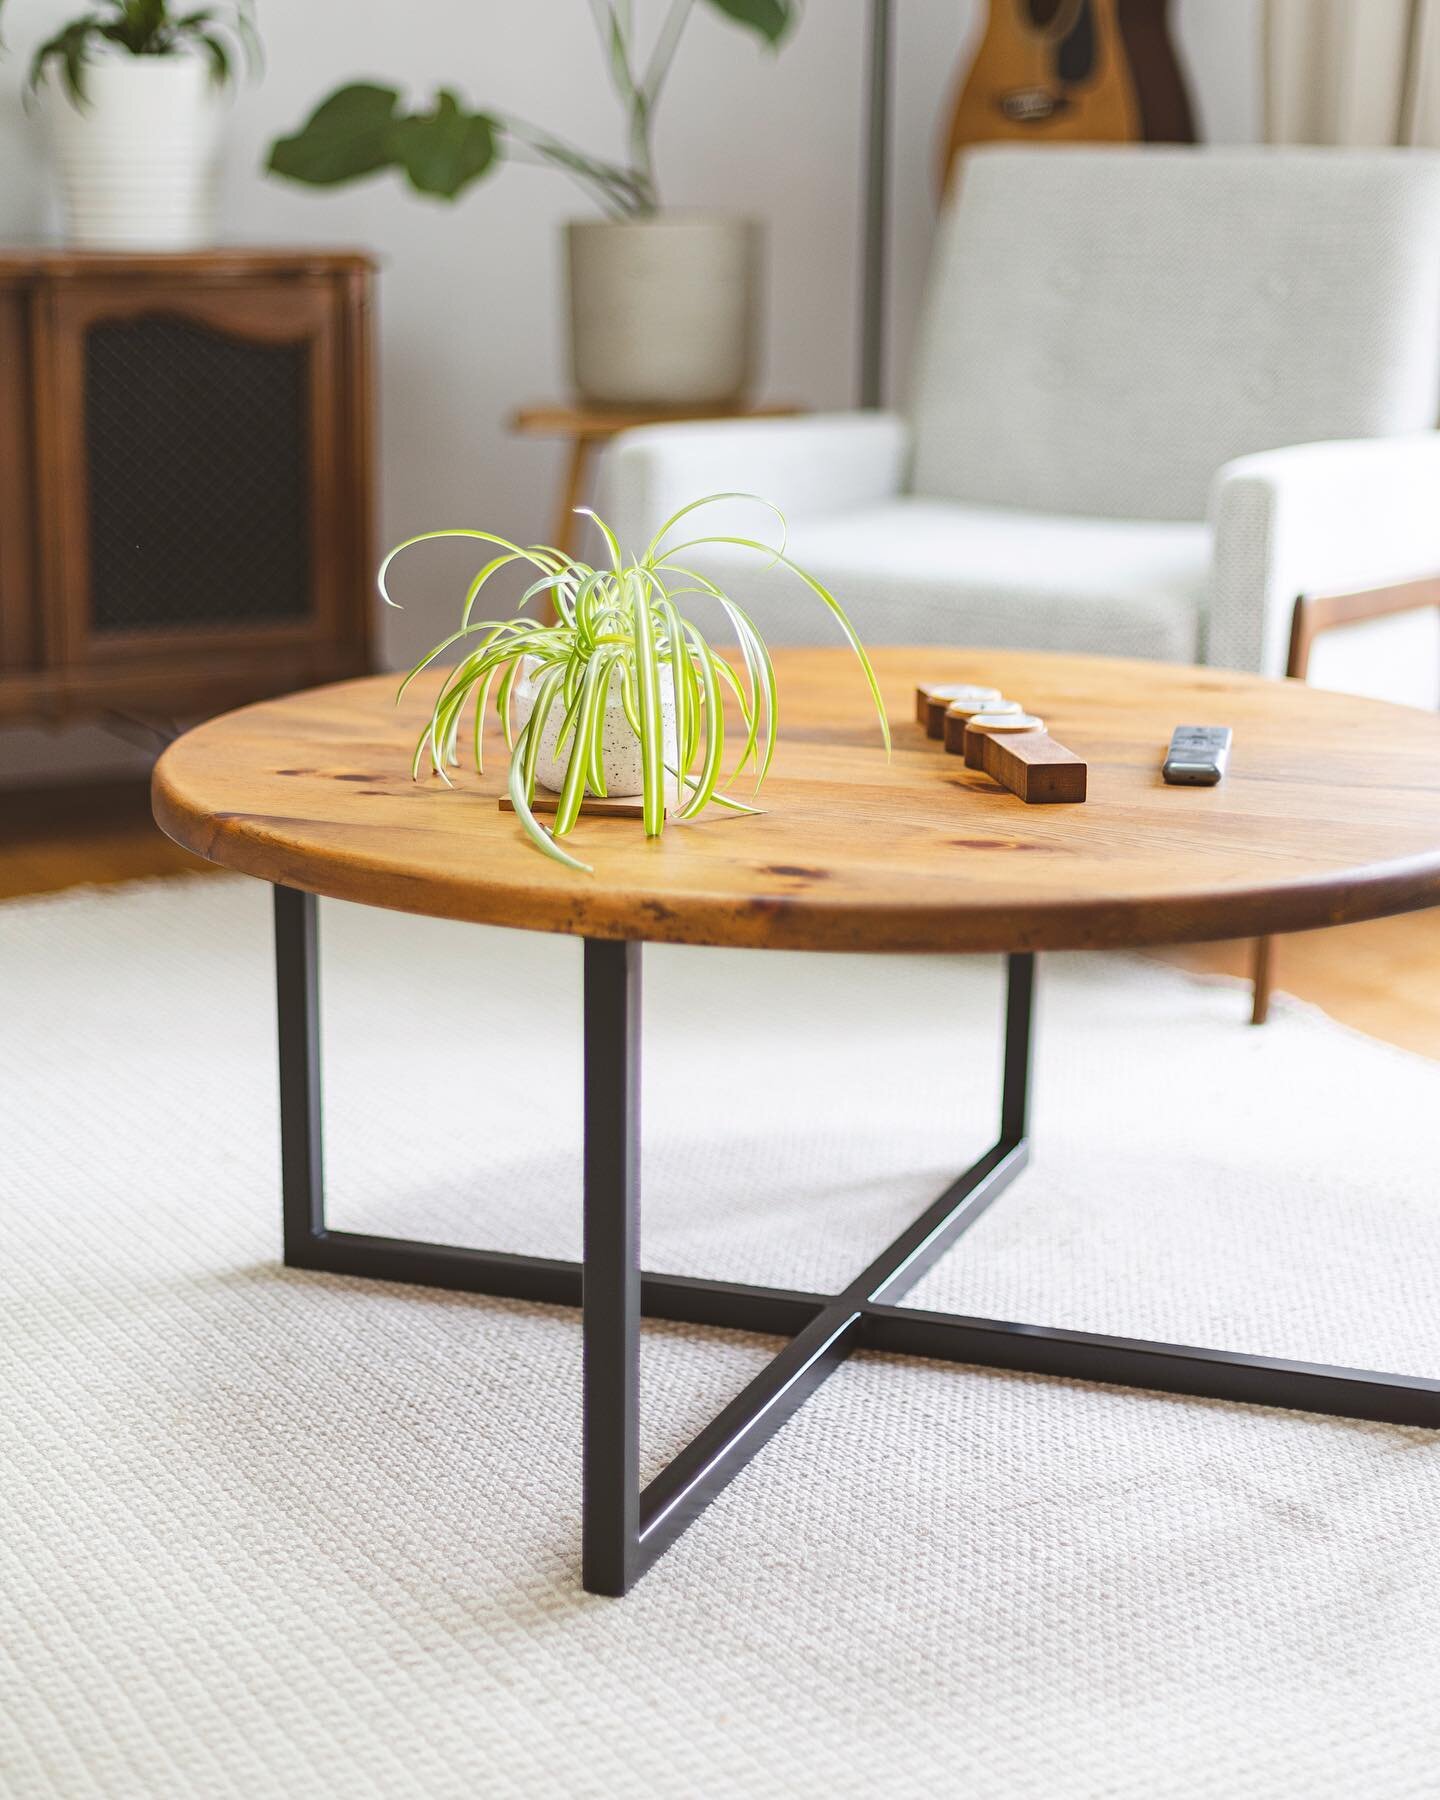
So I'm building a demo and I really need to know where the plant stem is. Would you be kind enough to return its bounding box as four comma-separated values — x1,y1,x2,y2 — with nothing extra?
642,0,693,107
584,0,660,214
495,116,649,217
627,94,657,213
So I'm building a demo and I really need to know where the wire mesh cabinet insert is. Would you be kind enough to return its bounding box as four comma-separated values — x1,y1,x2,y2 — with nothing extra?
0,249,375,731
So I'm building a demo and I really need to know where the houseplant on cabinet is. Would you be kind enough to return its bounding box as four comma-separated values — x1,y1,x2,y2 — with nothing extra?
382,494,890,872
4,0,260,248
266,1,798,405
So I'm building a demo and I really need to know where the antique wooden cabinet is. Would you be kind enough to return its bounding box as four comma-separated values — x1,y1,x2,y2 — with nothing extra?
0,248,375,730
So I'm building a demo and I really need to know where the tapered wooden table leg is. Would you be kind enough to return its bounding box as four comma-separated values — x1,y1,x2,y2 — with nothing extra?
1251,935,1274,1026
552,437,595,559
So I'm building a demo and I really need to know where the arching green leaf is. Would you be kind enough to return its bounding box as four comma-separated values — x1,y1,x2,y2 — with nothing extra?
268,82,499,200
701,0,795,47
268,83,401,185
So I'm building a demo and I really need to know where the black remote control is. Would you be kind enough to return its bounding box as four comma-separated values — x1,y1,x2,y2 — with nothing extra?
1162,725,1232,786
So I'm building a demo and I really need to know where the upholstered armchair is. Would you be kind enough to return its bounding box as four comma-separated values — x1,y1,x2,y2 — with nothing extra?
600,147,1440,1019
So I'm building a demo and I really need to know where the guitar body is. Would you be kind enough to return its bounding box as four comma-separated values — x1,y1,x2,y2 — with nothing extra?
939,0,1195,186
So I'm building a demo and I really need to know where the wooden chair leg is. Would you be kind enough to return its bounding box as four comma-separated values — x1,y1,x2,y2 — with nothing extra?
540,437,595,622
1250,935,1274,1026
552,436,594,560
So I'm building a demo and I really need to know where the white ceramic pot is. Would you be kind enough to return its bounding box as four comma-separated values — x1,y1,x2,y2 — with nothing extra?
566,214,760,406
42,56,227,250
515,663,677,798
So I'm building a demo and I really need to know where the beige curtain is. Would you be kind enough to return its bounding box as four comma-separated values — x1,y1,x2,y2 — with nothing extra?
1265,0,1440,145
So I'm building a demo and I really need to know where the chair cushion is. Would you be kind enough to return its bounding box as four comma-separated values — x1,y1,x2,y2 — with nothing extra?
672,497,1210,663
909,147,1440,522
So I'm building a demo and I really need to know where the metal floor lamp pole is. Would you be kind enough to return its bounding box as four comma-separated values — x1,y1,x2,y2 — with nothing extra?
860,0,893,408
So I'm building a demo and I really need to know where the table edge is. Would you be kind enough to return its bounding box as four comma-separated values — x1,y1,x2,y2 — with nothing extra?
151,760,1440,954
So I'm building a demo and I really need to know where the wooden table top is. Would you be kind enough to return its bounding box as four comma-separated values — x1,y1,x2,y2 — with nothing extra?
509,402,800,440
152,649,1440,955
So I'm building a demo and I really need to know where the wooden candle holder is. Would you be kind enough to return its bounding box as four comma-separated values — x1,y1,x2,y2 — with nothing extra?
963,714,1041,770
980,730,1088,804
916,682,1001,739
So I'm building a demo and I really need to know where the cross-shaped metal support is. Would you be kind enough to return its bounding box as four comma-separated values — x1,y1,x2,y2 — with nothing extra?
273,885,1440,1597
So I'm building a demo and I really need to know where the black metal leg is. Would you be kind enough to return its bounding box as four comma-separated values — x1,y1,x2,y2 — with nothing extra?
274,885,324,1265
581,939,642,1596
269,900,1440,1596
1000,950,1034,1144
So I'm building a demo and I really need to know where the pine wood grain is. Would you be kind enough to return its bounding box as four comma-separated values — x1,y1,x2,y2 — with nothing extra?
5,774,1439,1061
152,649,1440,955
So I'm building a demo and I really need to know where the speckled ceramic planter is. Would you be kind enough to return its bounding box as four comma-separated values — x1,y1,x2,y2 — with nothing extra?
515,663,677,798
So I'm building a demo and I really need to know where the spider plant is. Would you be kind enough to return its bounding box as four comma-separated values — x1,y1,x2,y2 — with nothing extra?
380,496,890,873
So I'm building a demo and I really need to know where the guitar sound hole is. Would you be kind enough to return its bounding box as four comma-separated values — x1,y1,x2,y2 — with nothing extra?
1023,0,1068,26
1056,0,1097,84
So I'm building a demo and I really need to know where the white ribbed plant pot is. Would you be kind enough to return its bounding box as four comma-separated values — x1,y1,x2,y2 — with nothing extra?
515,664,677,799
43,56,227,250
566,214,760,406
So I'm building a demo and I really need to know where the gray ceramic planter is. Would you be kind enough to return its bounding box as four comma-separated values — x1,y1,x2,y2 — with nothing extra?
566,214,760,406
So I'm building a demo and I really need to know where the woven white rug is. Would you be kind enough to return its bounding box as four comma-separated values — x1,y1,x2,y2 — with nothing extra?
4,875,1440,1799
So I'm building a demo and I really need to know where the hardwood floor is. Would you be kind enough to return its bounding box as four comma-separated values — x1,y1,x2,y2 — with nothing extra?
0,778,212,900
1158,914,1440,1061
3,778,1438,1060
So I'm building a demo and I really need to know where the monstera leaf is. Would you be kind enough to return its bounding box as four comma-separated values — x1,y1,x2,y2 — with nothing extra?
268,83,498,200
702,0,795,44
266,1,798,209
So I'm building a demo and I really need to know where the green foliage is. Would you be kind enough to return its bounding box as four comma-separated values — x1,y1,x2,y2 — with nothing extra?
269,85,497,199
381,492,888,873
705,0,793,39
3,0,260,103
266,0,799,215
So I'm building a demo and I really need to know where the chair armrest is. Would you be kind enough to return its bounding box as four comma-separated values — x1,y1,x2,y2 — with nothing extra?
1208,433,1440,676
598,411,909,554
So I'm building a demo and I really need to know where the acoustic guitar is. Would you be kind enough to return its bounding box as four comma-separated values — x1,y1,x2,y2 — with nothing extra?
939,0,1195,184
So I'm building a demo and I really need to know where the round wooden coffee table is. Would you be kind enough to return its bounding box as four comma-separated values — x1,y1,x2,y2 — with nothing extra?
154,648,1440,1594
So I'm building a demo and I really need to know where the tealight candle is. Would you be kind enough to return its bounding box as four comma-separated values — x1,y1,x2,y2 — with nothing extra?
964,711,1045,769
944,695,1020,755
917,681,1002,736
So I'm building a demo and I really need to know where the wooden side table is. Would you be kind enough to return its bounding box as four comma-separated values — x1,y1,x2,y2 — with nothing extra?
510,402,800,557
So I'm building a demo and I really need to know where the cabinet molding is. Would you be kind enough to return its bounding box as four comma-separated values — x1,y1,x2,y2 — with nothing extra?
0,248,376,727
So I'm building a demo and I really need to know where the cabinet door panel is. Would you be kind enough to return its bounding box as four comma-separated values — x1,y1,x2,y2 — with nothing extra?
33,280,348,673
86,313,313,633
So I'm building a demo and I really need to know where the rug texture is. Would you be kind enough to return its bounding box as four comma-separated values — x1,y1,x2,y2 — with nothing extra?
3,876,1440,1799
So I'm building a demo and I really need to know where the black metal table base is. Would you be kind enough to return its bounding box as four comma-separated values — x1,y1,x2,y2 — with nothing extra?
273,886,1440,1597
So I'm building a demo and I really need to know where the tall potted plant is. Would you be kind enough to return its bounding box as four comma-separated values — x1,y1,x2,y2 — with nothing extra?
2,0,259,249
266,1,797,407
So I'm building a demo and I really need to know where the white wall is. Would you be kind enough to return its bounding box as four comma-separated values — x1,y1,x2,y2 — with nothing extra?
0,0,1261,786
